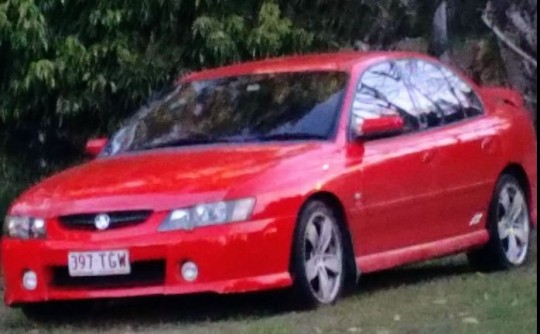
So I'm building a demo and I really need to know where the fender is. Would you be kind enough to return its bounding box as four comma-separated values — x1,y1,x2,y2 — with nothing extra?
481,86,525,109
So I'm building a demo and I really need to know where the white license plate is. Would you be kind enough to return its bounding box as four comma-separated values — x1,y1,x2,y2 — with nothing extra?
68,250,131,277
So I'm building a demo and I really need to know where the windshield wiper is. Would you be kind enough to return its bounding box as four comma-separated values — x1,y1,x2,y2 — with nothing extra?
137,136,239,151
136,133,326,151
254,133,327,142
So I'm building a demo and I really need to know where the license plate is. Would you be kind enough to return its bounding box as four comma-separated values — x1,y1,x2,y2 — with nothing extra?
68,250,131,277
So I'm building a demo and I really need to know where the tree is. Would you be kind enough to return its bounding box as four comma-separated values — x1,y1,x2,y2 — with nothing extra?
483,0,537,122
1,0,531,171
0,0,314,166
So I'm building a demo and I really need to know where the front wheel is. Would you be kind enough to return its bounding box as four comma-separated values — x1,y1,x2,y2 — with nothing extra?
291,201,346,308
468,174,532,271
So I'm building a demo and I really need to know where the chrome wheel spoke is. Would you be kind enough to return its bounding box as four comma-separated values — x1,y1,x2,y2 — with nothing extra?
317,218,333,253
498,220,510,240
510,193,525,221
306,258,319,281
306,223,319,248
500,189,512,213
323,254,342,274
514,226,529,244
507,234,519,263
318,268,332,301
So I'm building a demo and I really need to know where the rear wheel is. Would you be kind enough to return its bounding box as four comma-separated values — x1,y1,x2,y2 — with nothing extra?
291,201,346,308
468,174,531,271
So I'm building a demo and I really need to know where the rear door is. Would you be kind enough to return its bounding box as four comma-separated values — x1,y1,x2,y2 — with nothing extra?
397,59,504,239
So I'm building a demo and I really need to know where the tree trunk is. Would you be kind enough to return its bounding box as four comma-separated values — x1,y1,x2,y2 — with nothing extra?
484,0,537,124
430,0,450,59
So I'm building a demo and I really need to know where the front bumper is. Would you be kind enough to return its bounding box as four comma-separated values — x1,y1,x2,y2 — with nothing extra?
1,216,295,306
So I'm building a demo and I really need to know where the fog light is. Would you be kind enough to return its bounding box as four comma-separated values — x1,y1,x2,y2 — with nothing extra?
181,262,198,282
22,271,38,291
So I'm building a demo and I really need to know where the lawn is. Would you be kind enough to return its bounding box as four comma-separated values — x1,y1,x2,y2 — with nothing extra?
0,235,536,334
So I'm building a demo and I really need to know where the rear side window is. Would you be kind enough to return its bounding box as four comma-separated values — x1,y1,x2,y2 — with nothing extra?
353,62,419,134
439,66,484,118
352,59,485,137
397,60,466,129
397,59,485,129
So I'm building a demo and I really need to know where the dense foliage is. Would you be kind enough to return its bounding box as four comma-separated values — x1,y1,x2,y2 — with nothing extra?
3,0,536,221
0,0,495,165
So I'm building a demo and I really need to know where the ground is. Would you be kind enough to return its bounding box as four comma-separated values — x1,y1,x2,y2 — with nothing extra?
0,236,536,334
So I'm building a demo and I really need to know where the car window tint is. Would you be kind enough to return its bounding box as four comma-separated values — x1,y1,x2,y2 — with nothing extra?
105,72,348,155
398,60,466,128
353,62,419,133
439,66,485,118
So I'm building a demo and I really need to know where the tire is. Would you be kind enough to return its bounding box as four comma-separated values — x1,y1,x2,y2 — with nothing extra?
468,174,532,271
291,200,347,308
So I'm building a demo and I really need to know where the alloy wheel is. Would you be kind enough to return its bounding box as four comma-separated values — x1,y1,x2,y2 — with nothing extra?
497,183,530,265
303,211,343,304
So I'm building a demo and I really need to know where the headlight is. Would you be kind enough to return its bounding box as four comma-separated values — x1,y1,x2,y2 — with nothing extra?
3,216,47,239
159,198,256,232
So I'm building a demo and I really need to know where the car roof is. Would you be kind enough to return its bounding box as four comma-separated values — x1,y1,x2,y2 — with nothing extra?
181,51,426,82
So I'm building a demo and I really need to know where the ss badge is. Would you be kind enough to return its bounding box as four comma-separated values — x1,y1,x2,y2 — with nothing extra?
469,212,484,227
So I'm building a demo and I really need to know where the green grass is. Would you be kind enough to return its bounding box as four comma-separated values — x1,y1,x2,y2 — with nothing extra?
0,236,536,334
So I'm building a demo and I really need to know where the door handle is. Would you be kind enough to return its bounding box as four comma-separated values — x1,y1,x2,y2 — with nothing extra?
422,150,436,163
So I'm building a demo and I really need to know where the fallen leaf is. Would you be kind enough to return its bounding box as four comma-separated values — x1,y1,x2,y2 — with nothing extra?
462,317,480,325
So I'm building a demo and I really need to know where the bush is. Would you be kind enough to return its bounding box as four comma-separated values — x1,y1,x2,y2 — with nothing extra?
0,0,318,169
2,0,492,168
0,0,498,221
0,155,34,222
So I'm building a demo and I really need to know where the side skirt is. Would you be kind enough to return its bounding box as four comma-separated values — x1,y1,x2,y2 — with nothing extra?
357,230,489,274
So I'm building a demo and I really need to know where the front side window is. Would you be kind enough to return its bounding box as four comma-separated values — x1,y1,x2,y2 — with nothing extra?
105,71,349,156
352,62,419,134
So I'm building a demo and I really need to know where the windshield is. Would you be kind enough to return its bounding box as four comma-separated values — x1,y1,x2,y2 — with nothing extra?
104,71,349,156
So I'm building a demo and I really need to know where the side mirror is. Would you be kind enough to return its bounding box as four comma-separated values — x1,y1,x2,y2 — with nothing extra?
85,138,108,158
355,115,405,140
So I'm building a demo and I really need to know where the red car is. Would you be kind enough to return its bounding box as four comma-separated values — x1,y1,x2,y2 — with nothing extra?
2,52,537,313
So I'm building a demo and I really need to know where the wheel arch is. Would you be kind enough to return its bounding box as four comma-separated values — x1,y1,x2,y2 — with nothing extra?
295,191,359,290
500,164,532,207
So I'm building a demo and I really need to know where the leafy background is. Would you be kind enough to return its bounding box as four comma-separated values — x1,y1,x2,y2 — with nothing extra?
0,0,527,217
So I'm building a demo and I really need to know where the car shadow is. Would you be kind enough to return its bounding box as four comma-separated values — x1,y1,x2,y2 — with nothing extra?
359,256,475,293
31,289,299,326
29,255,480,327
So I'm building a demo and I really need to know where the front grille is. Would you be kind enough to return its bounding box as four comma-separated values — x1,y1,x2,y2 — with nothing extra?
59,211,153,231
51,261,166,289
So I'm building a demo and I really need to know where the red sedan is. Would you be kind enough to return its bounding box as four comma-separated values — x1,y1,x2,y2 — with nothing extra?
2,52,537,313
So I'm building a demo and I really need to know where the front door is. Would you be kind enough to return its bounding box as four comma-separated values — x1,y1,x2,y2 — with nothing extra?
348,60,442,256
